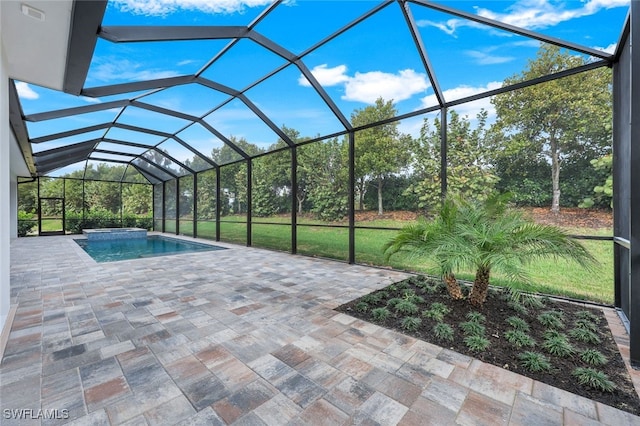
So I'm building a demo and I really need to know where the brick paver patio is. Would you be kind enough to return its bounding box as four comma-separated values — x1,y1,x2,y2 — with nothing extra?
2,234,639,425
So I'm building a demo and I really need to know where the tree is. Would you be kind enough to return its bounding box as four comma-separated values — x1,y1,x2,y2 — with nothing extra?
351,98,411,215
386,193,597,307
213,137,262,215
407,109,498,212
491,44,612,213
579,154,613,209
384,197,465,300
299,138,349,221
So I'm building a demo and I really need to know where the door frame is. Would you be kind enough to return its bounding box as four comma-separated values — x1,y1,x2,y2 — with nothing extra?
38,197,65,236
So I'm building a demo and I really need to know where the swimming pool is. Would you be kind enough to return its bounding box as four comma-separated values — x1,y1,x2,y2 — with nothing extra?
75,235,226,263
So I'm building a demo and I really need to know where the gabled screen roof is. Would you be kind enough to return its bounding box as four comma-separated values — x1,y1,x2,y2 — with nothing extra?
11,0,629,183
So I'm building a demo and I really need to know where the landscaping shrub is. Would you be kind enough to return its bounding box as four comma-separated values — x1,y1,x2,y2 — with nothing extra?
17,211,35,237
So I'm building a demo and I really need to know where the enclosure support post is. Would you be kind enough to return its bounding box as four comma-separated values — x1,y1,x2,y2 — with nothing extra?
215,166,221,242
247,159,252,247
348,131,356,264
629,0,640,366
175,178,180,236
193,173,198,238
152,184,155,231
82,178,85,223
291,145,298,255
37,177,41,235
440,107,448,200
119,181,123,227
162,181,166,233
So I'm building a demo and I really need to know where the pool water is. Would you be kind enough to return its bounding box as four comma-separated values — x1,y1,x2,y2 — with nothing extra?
75,235,226,262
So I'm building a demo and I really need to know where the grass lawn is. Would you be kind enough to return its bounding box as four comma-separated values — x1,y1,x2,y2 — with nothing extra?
195,216,614,304
40,218,63,232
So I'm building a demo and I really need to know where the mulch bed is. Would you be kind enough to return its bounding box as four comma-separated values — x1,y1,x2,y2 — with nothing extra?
351,207,612,229
336,276,640,416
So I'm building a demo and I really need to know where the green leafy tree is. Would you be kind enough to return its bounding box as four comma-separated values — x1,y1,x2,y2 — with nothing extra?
492,44,612,213
213,137,263,215
352,98,411,215
252,128,298,217
579,154,613,209
122,183,152,216
408,109,498,211
299,138,349,221
196,168,217,220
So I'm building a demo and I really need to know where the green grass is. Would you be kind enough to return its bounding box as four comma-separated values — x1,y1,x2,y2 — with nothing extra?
193,216,614,304
40,218,63,232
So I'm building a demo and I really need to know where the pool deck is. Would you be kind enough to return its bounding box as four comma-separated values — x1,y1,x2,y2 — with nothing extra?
2,233,640,425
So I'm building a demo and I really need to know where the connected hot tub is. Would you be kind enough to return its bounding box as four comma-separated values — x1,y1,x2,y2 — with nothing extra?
82,227,147,241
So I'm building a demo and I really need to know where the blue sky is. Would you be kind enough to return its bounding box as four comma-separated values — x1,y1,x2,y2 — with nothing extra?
17,0,629,177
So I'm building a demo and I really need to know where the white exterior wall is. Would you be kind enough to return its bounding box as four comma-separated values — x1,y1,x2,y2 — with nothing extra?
0,10,10,334
10,173,16,239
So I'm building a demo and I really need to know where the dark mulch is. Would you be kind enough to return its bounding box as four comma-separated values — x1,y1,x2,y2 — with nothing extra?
336,275,640,416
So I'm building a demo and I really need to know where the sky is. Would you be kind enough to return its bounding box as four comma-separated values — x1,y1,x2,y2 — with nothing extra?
16,0,630,178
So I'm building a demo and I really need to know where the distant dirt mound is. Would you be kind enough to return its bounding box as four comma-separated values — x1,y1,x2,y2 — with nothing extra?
353,208,612,230
524,207,612,229
354,210,419,222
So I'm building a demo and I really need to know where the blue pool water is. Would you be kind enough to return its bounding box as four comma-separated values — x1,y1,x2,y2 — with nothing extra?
75,235,226,262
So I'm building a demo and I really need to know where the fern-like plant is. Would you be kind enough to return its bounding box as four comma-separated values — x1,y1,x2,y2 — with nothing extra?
569,328,600,344
401,316,422,331
402,291,425,305
361,293,382,305
464,335,490,352
355,302,369,313
572,367,616,392
518,351,552,373
459,321,486,337
521,295,545,309
506,316,530,332
537,311,565,329
580,349,608,366
423,309,445,322
574,319,597,332
466,312,486,323
542,335,574,357
508,301,528,316
429,302,451,315
387,298,403,309
576,310,600,323
505,330,536,348
371,307,391,322
395,300,419,315
433,323,454,342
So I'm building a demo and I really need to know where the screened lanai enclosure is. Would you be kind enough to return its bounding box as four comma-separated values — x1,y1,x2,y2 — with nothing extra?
10,0,640,364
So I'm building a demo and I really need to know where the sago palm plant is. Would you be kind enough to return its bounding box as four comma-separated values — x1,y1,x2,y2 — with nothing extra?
386,193,597,307
384,198,465,300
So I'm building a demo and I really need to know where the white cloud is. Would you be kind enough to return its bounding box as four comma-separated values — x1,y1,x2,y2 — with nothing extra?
15,82,39,100
80,96,102,104
299,64,350,87
90,58,180,83
177,59,197,67
594,43,617,54
300,64,429,105
344,69,429,104
465,50,515,65
110,0,285,16
475,0,629,31
421,0,628,37
420,81,503,121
